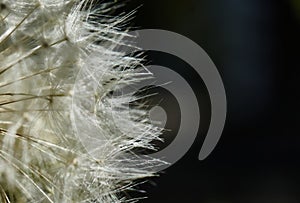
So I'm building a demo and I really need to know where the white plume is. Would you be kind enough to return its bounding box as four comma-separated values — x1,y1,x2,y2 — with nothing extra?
0,0,162,202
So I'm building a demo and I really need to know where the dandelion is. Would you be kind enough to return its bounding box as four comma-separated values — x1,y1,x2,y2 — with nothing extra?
0,0,162,202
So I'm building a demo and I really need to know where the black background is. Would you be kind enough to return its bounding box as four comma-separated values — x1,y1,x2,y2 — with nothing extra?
122,0,300,202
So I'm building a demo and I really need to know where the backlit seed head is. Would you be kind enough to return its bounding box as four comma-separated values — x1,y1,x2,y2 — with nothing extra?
0,1,162,202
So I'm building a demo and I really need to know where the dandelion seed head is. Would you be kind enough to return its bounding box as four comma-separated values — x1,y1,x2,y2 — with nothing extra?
0,0,162,202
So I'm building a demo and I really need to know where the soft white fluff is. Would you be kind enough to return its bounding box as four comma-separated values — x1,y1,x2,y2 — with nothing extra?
0,0,162,202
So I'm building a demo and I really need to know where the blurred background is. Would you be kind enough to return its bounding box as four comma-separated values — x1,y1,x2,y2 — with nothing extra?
121,0,300,202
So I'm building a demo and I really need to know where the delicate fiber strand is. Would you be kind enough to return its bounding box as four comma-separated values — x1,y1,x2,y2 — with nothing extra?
0,0,162,202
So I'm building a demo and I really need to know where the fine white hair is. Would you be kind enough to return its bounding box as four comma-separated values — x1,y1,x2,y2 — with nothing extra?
0,1,162,202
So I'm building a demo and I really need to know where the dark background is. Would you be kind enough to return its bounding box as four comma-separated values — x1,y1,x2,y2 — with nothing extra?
122,0,300,202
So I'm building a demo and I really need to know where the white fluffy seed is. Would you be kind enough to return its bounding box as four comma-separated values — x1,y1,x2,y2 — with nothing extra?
0,1,162,202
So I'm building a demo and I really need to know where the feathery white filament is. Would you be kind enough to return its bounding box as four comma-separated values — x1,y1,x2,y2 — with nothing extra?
0,0,162,202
